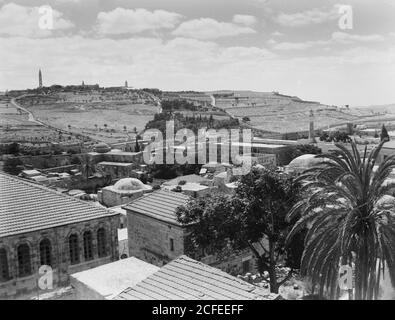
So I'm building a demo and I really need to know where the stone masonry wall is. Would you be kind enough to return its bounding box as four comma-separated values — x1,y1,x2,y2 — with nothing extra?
128,212,184,267
0,215,119,300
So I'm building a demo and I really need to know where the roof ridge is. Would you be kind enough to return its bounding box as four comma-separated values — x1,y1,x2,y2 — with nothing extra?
0,173,116,215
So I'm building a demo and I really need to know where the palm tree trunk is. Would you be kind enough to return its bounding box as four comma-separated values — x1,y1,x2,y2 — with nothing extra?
268,238,279,294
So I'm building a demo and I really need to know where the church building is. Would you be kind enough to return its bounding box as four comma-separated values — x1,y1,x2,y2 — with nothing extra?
0,173,120,299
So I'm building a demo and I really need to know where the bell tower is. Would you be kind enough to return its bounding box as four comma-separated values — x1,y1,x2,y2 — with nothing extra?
38,69,43,88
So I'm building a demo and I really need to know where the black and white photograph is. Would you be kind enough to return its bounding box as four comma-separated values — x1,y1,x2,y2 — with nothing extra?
0,0,395,307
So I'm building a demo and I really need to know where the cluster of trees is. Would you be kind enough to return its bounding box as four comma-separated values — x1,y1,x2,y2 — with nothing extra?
177,168,304,294
3,157,24,175
0,142,19,156
148,162,202,180
319,131,351,143
142,88,162,98
161,99,199,112
176,140,395,299
145,112,239,135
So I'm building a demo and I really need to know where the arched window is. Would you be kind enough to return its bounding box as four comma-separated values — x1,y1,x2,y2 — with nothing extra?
17,244,31,277
83,231,93,260
97,228,107,258
39,238,52,267
0,248,9,282
69,234,79,265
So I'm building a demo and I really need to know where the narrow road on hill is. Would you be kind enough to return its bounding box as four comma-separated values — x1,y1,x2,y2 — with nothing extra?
209,94,216,107
10,98,42,124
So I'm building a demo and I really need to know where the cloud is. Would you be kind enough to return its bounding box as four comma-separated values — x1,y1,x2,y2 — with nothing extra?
95,8,182,35
0,3,74,37
1,35,395,106
272,41,319,50
271,31,284,37
275,6,339,27
270,32,386,50
331,32,385,43
232,14,257,26
172,18,256,40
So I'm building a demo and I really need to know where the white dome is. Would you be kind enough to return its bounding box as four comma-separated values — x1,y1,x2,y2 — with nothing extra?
113,178,147,191
94,142,111,153
288,154,322,172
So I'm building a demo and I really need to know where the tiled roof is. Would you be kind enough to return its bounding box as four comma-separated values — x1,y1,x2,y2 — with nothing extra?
114,255,279,300
0,173,118,238
123,190,190,226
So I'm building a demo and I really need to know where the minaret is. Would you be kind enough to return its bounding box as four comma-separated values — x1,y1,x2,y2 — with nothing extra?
309,109,316,143
38,69,43,88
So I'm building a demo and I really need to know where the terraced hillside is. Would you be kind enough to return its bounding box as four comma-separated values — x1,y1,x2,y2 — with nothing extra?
209,91,376,134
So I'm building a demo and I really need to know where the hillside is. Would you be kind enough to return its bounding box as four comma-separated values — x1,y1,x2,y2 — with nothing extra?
207,90,385,135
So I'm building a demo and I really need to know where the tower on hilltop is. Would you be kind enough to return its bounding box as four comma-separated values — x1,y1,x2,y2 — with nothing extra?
125,80,128,88
309,109,316,143
38,69,43,88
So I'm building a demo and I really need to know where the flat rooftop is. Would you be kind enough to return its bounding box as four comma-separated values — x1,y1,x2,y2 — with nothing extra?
218,142,286,148
71,257,159,300
97,162,134,166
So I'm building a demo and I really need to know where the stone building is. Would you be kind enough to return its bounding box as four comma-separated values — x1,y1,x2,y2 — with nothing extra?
98,178,152,208
124,190,255,274
0,173,120,299
125,190,189,266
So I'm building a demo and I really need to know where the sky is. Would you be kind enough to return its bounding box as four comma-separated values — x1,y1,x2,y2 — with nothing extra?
0,0,394,106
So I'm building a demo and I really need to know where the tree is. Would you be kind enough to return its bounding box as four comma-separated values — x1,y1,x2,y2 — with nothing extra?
80,155,96,180
135,137,140,152
176,168,301,294
94,124,98,131
242,116,251,122
287,141,395,299
8,142,19,155
3,157,24,175
380,124,390,142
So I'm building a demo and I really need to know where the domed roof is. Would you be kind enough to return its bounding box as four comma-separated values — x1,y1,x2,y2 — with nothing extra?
94,142,111,153
288,154,322,172
113,178,147,191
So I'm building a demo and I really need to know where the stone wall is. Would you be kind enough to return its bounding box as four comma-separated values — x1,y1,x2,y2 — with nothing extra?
0,215,119,300
128,212,185,267
127,209,257,276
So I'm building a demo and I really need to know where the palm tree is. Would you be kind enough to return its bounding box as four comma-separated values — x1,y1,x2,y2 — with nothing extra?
287,141,395,300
